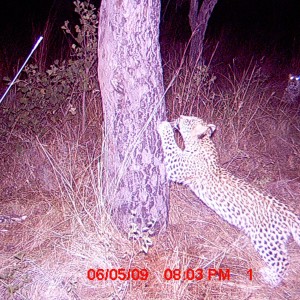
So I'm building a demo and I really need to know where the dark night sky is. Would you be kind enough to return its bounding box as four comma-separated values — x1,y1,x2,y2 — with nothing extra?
0,0,76,56
1,0,300,72
212,0,300,46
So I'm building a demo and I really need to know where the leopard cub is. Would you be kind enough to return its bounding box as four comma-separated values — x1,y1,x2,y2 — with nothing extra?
282,74,300,103
158,115,300,286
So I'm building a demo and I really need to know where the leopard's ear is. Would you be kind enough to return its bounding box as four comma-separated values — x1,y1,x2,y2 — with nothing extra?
196,124,216,139
207,124,216,137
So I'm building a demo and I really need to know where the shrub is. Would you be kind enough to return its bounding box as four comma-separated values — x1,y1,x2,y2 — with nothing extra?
1,0,99,136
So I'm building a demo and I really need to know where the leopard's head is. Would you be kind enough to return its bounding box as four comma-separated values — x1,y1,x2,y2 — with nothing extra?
172,115,216,142
288,74,300,86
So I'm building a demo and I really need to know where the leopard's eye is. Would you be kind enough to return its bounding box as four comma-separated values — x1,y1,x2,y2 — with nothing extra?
198,133,206,139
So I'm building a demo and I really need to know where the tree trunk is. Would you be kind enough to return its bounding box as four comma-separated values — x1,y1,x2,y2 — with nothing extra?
189,0,218,66
98,0,169,239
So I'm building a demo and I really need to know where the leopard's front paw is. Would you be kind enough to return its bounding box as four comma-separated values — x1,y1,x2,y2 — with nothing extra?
169,118,179,129
157,121,172,136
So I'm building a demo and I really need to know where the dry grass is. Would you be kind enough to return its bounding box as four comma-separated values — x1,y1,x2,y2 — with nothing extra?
1,54,300,300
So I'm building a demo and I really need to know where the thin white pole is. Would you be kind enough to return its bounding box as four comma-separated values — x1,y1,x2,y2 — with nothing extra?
0,36,43,104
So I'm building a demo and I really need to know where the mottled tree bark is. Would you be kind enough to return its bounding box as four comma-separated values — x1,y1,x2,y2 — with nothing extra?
189,0,218,66
98,0,169,236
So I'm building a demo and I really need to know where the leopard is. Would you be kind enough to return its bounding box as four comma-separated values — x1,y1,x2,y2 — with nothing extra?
282,74,300,104
157,115,300,286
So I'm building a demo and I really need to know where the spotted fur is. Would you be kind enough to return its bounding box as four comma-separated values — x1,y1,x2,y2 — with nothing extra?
158,115,300,286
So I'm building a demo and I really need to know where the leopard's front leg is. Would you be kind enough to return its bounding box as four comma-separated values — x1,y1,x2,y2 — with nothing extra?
157,121,185,183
